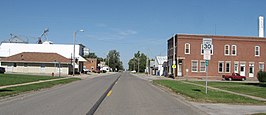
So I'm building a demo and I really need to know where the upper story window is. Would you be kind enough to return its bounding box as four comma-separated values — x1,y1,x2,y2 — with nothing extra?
231,45,237,56
224,45,230,55
255,46,260,56
185,43,190,54
201,44,213,55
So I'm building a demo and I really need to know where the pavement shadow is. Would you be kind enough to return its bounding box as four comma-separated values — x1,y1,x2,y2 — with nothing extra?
192,89,201,92
0,89,13,92
243,83,266,88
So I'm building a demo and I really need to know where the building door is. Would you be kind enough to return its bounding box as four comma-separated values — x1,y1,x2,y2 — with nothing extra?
249,63,254,77
240,63,245,76
177,64,182,77
40,64,45,73
234,62,239,74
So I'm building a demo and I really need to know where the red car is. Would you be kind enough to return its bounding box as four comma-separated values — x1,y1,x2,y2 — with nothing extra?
222,73,246,81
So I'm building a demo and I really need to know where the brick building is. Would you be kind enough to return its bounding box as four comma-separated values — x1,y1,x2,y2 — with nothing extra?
167,34,266,79
84,58,97,72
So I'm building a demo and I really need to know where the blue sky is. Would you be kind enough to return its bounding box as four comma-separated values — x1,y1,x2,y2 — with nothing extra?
0,0,266,69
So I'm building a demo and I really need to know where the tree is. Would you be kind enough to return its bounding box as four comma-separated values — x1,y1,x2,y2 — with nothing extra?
84,53,97,58
128,51,147,73
84,52,105,65
106,50,123,71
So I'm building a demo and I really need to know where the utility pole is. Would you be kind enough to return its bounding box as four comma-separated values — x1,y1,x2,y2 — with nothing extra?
146,56,149,75
138,58,140,73
173,34,176,79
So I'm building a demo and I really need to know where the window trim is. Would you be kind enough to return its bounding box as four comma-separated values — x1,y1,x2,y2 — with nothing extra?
191,60,198,72
255,46,260,57
218,61,224,73
231,45,237,56
185,43,190,54
225,61,231,73
200,60,206,72
224,45,230,56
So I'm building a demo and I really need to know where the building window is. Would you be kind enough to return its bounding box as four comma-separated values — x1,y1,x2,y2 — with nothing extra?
259,62,264,71
255,46,260,56
224,45,230,55
234,62,239,73
200,61,206,72
225,61,231,73
191,60,198,72
41,64,45,68
185,43,190,54
231,45,237,56
201,44,213,55
24,63,28,67
218,61,224,73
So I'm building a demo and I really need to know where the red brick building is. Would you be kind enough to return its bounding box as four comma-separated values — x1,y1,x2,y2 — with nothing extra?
84,58,97,72
167,34,266,79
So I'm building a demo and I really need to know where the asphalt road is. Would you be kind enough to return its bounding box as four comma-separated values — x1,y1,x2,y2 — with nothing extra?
0,73,205,115
0,74,119,115
95,73,205,115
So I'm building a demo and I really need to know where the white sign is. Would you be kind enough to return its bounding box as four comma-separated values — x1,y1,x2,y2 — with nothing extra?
204,50,211,60
203,38,212,60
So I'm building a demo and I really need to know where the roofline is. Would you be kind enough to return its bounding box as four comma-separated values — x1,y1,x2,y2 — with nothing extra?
168,33,266,41
176,33,266,39
1,61,70,64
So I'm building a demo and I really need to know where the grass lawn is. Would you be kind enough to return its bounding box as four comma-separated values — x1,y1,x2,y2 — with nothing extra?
0,74,60,86
188,81,266,99
153,80,266,105
0,78,80,97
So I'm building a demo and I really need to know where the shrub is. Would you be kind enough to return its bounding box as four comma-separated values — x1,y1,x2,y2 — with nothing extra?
257,71,266,82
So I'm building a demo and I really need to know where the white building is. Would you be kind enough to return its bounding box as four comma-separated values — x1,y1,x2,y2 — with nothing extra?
0,42,87,73
154,56,167,76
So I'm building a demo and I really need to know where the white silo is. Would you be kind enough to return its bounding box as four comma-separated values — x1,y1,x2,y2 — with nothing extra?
259,16,264,37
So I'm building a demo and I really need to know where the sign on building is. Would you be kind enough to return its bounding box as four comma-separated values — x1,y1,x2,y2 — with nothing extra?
203,38,212,60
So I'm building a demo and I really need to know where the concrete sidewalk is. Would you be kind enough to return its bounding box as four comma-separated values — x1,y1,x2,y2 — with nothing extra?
71,72,117,79
0,72,118,90
182,81,266,102
0,77,69,90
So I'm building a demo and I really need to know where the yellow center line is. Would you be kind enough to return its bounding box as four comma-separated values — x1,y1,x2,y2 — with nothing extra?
107,90,112,97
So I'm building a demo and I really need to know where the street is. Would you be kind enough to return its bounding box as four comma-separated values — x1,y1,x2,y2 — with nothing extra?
0,73,205,115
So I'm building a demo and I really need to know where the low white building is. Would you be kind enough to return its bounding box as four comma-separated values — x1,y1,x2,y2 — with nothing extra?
154,56,167,76
0,42,88,73
1,52,70,75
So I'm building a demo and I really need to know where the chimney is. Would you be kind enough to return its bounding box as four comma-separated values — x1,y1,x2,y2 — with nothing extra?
259,16,264,37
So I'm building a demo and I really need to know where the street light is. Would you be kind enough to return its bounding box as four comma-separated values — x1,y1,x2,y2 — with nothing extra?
73,29,84,76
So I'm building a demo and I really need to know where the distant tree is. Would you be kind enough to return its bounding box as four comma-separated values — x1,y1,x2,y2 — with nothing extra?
128,51,147,73
106,50,123,71
84,53,97,58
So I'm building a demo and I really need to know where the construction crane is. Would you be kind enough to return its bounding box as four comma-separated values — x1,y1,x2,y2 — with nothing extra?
37,28,49,44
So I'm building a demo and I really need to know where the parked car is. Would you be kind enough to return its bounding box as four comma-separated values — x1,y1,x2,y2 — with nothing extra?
0,67,5,74
222,73,246,81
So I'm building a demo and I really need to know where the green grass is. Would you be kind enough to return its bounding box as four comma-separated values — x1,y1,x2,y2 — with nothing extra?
188,81,266,99
0,74,60,86
0,78,80,97
153,80,266,104
252,113,266,115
